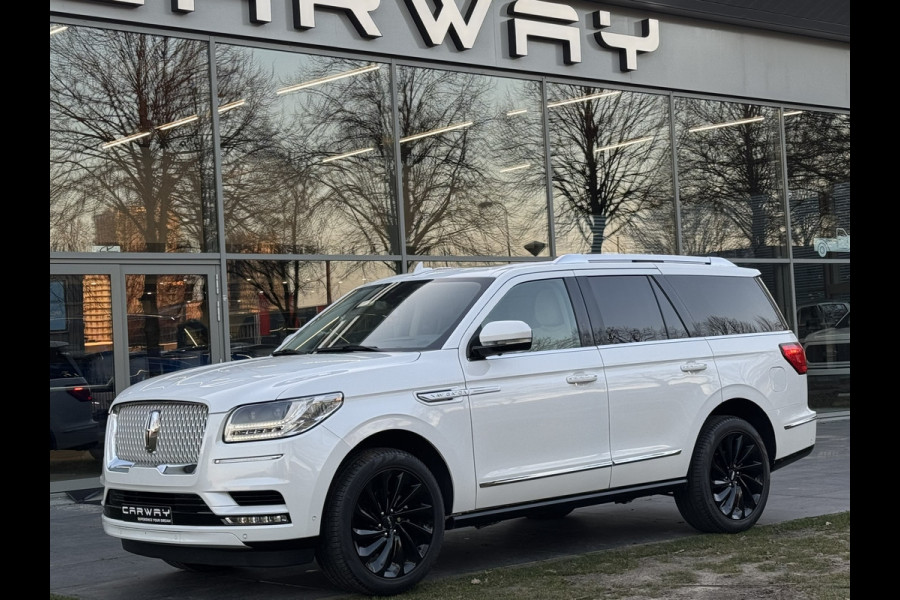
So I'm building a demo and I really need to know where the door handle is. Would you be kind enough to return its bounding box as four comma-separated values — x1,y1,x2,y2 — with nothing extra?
566,373,598,384
680,361,708,372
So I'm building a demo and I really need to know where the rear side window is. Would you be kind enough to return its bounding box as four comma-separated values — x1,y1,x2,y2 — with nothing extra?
666,275,786,336
580,275,689,345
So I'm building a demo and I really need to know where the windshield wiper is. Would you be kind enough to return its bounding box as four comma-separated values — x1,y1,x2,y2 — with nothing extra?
312,344,380,353
271,348,307,356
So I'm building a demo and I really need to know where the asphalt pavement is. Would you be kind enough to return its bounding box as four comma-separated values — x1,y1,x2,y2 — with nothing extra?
50,415,850,600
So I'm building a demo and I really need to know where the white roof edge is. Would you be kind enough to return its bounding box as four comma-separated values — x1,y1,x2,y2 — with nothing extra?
553,253,736,266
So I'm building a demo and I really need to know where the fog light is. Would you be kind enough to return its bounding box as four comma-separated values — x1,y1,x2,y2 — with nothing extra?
223,514,291,525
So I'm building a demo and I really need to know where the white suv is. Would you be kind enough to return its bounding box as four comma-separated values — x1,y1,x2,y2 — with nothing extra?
100,254,816,596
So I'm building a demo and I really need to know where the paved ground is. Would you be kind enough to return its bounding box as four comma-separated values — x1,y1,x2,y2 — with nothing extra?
50,416,849,600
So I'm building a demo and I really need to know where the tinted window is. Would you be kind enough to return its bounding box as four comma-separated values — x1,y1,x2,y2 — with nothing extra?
482,279,580,351
581,275,686,345
666,275,786,336
280,278,489,352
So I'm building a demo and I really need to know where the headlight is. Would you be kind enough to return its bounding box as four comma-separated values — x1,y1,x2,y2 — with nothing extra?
223,392,343,443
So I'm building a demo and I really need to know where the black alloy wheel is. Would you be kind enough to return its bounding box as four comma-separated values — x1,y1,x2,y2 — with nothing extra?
317,448,444,595
675,415,770,534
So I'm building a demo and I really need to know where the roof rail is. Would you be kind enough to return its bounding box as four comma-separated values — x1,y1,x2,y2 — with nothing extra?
553,253,735,266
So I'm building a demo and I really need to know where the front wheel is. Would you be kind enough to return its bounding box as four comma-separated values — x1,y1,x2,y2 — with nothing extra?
316,448,444,596
674,416,770,534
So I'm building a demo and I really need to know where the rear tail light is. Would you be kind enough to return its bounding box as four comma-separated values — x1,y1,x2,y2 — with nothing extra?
780,342,808,374
67,386,94,403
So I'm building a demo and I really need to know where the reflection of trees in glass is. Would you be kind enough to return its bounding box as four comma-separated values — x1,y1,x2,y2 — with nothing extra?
50,26,214,253
676,100,784,257
784,111,850,246
541,85,672,253
393,66,507,258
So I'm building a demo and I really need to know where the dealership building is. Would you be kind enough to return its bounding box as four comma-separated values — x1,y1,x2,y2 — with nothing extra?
50,0,850,488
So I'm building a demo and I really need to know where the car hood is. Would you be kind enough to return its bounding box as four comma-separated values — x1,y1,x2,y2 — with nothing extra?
112,352,421,412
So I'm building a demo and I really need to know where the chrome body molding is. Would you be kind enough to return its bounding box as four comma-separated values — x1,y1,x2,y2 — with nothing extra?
415,386,500,402
785,414,818,429
480,460,612,487
612,448,682,465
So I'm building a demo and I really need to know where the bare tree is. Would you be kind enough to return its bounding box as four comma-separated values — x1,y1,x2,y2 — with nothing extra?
675,100,783,256
784,111,851,245
496,84,673,253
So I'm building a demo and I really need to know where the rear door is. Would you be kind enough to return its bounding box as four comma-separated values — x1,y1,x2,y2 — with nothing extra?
577,272,721,489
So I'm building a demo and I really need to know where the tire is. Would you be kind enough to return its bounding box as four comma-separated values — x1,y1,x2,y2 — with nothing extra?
163,560,230,573
674,416,770,534
816,241,829,257
316,448,444,596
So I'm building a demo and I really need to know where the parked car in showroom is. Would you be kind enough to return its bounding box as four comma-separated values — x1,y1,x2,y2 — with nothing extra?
50,341,104,459
803,310,850,375
796,301,849,341
99,254,816,596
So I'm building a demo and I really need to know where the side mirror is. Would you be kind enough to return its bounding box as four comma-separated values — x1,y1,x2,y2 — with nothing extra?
470,320,532,359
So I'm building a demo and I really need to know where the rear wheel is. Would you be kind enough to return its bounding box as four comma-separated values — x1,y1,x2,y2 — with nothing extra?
675,416,770,534
316,448,444,596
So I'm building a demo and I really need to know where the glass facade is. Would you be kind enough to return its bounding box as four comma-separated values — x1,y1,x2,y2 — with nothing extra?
50,21,850,484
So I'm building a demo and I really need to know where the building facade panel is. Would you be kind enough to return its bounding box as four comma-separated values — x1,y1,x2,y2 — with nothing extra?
49,1,850,487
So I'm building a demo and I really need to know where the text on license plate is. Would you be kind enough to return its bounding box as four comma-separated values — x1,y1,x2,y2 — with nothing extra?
121,504,174,524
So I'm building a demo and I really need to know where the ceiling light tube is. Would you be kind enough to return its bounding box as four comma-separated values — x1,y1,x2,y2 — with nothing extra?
506,108,528,116
595,136,654,154
499,163,530,173
218,100,246,113
276,64,381,95
400,121,473,143
101,131,151,149
50,25,69,36
548,91,620,108
783,110,803,117
322,147,375,163
688,116,765,133
157,115,199,131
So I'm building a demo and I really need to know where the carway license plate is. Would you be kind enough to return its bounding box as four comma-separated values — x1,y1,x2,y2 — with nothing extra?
120,503,174,524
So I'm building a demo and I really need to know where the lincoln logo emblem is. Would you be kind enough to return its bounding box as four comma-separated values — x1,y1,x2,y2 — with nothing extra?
145,410,162,453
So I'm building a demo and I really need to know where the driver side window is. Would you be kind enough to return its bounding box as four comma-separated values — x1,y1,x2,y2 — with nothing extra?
482,279,580,351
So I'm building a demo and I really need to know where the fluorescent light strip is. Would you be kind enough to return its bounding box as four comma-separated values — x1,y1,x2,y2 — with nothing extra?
100,131,151,149
276,64,381,95
218,100,246,114
548,91,621,108
499,163,530,173
595,136,654,154
689,116,765,133
157,115,199,131
322,147,375,163
506,108,528,116
784,110,804,117
50,25,69,36
400,121,473,143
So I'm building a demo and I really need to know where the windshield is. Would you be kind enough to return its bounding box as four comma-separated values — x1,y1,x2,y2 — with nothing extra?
274,278,491,353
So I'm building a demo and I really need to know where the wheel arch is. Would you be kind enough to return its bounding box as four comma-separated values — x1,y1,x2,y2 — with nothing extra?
332,429,454,516
709,398,776,468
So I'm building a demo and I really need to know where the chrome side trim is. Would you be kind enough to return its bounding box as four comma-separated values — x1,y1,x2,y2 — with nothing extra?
785,414,818,429
612,449,681,465
415,386,500,403
480,461,612,488
415,388,468,403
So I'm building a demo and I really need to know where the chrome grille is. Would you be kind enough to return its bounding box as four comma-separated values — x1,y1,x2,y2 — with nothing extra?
114,402,209,466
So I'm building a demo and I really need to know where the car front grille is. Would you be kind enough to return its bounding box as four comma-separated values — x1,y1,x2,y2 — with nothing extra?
113,401,208,466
